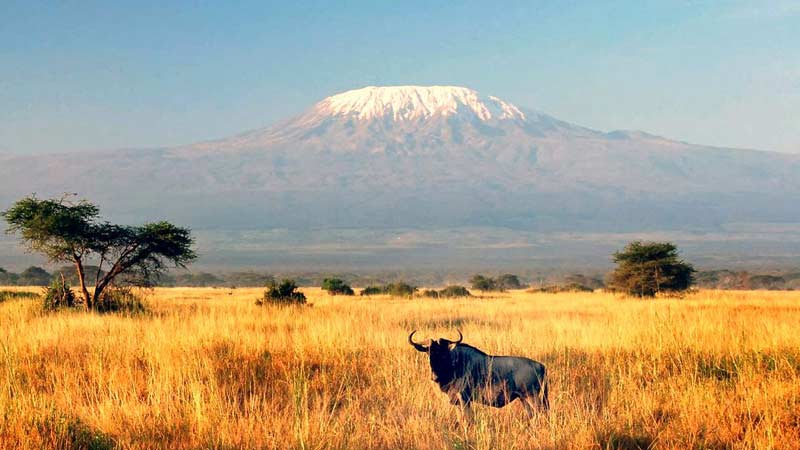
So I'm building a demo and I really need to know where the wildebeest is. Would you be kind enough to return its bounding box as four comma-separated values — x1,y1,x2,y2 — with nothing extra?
409,330,549,417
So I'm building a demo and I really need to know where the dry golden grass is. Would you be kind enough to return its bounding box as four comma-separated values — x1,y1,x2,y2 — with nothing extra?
1,287,800,449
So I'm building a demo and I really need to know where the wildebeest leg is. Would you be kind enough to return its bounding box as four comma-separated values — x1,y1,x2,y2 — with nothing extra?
458,400,474,424
539,379,550,412
453,390,474,425
521,396,535,419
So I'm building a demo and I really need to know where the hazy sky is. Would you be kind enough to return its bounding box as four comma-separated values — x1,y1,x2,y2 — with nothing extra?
1,1,798,154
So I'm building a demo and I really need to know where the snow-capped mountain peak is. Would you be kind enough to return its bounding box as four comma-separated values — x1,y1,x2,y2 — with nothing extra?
314,85,526,121
185,85,591,152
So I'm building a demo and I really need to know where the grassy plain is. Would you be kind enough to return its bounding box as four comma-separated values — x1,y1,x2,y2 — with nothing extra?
1,286,800,449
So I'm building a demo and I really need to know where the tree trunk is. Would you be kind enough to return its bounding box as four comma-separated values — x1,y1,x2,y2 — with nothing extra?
654,266,661,295
92,271,118,308
92,281,106,309
74,258,92,309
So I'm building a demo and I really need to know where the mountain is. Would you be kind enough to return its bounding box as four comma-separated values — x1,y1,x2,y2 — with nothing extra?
1,85,799,265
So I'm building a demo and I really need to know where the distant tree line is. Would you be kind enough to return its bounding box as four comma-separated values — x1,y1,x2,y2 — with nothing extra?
4,264,797,292
5,195,797,307
469,274,523,292
0,266,55,286
693,270,800,290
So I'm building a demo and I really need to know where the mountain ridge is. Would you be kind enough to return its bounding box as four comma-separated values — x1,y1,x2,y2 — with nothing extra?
0,85,798,237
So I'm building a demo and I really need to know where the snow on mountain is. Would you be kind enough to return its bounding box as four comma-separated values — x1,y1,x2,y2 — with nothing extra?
317,85,526,121
186,86,590,153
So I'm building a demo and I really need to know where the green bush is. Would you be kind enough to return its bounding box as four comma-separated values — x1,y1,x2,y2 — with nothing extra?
42,277,78,311
496,274,523,290
359,282,417,297
469,274,524,292
258,279,307,305
438,285,472,298
386,282,416,297
360,286,385,296
321,278,354,295
422,285,472,298
470,274,499,292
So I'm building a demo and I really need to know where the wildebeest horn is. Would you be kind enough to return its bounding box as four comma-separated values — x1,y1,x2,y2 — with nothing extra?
408,330,430,352
452,329,463,344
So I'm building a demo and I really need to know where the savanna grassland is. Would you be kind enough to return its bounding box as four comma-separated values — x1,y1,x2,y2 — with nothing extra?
1,287,800,449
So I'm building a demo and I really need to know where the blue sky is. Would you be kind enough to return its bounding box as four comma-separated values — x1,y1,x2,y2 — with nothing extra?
1,0,798,154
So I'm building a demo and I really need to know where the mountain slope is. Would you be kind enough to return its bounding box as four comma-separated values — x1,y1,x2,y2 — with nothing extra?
1,85,798,232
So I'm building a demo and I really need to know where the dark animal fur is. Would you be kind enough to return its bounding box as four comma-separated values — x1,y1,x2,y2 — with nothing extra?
410,332,549,415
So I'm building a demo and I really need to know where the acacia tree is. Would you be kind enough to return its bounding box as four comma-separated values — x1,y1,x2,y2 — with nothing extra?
470,274,498,292
2,195,196,309
321,278,354,295
607,241,694,297
496,274,523,290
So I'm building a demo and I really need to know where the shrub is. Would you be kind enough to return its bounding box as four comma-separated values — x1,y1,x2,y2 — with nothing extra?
420,285,472,298
359,282,417,297
258,279,307,305
470,274,523,292
42,276,78,311
438,285,472,298
496,274,523,290
386,282,416,297
360,286,387,296
421,289,440,298
470,274,499,292
321,278,355,296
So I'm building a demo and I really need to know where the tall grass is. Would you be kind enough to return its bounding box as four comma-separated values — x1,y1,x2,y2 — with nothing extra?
1,287,799,449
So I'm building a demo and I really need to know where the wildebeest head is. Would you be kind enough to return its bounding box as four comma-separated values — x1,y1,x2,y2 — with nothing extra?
408,330,463,385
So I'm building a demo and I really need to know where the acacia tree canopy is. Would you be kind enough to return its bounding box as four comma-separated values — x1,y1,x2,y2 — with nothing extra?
2,195,196,309
607,241,695,297
2,196,98,261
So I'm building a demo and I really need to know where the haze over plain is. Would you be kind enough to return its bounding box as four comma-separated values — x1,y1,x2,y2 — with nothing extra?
1,2,798,270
